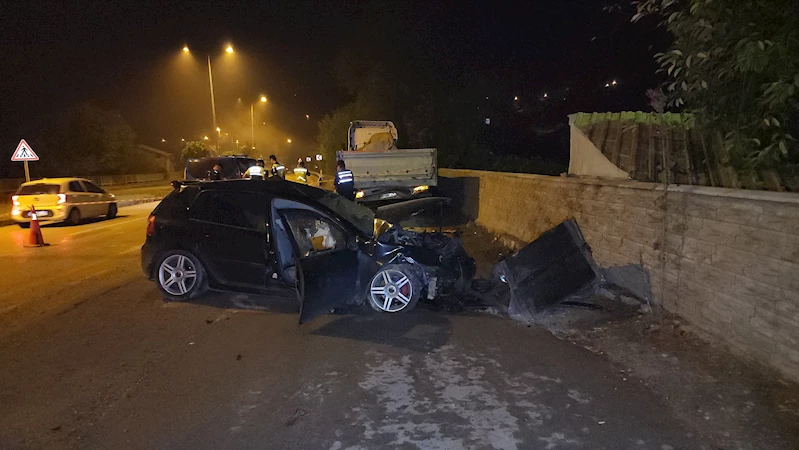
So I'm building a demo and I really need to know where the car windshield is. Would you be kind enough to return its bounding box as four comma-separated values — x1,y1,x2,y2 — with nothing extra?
286,184,375,236
315,191,375,237
16,183,60,195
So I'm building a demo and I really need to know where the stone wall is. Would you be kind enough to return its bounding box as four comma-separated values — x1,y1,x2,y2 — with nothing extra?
439,169,799,380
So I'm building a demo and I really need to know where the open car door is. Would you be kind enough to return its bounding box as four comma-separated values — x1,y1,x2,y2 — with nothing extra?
277,208,361,323
296,249,359,323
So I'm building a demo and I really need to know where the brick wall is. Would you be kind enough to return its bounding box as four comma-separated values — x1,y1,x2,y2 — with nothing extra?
440,169,799,381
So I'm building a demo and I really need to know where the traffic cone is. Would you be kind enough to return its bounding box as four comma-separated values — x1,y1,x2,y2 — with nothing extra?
26,205,48,247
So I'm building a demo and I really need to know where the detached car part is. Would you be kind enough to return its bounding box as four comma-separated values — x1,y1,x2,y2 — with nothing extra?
494,219,600,321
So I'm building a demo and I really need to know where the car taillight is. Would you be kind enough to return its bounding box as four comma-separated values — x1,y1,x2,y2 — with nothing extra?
57,194,67,204
146,214,156,236
11,195,19,206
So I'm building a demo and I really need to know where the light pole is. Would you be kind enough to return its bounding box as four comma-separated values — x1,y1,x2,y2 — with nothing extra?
251,95,267,150
183,44,233,150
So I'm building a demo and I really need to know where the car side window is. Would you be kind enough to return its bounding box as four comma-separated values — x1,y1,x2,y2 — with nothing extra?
68,181,85,192
190,191,265,232
280,209,346,257
83,181,105,194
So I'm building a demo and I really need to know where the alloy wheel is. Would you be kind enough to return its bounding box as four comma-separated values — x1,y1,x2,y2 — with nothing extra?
158,254,198,296
369,269,414,312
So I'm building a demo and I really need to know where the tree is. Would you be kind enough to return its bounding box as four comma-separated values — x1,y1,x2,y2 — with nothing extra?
47,103,138,175
181,140,212,160
632,0,799,174
315,60,399,165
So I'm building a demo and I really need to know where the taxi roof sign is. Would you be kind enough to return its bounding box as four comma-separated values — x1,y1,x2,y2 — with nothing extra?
12,139,39,161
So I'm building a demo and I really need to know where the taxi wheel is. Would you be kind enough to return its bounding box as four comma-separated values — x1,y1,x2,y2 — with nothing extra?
156,250,208,302
18,223,30,229
65,208,81,226
107,203,118,219
367,264,422,313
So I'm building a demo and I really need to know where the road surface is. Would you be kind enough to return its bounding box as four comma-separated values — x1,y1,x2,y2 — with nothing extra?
0,203,757,449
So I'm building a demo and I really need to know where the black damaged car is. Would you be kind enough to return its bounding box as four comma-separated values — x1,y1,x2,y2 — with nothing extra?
141,178,475,322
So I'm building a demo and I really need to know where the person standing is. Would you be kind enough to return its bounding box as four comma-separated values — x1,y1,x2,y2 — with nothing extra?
244,159,266,180
293,161,309,184
334,159,355,201
269,155,286,178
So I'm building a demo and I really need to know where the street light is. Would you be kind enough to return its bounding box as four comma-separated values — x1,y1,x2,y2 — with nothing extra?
287,138,292,144
182,44,235,149
250,95,267,150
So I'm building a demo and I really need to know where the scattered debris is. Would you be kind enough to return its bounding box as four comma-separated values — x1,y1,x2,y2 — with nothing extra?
236,354,242,361
50,425,61,431
285,408,308,426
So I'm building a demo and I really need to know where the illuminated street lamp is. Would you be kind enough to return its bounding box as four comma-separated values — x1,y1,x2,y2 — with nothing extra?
250,95,267,150
203,136,209,140
287,138,292,144
182,43,235,148
161,138,166,143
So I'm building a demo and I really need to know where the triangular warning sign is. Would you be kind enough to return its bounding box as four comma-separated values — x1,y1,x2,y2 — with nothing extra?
11,139,38,161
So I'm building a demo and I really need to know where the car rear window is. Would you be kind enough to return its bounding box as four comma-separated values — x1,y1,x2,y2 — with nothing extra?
16,183,60,195
186,158,256,180
153,187,194,218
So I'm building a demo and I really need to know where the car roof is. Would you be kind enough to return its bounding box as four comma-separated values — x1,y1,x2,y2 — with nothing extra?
187,178,324,199
20,177,89,186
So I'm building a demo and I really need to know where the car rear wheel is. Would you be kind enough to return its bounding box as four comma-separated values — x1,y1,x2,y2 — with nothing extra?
367,264,421,313
65,208,81,226
18,222,30,229
156,250,208,301
106,203,118,219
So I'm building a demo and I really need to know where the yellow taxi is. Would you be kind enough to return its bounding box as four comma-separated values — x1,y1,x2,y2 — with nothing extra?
11,178,117,228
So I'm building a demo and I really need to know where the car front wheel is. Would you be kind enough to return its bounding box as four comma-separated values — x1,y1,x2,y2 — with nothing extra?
156,251,208,301
367,264,421,313
107,203,118,219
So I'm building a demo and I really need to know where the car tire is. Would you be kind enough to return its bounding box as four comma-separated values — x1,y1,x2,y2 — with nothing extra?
107,203,118,219
65,208,81,226
18,222,30,229
156,250,208,302
367,264,422,313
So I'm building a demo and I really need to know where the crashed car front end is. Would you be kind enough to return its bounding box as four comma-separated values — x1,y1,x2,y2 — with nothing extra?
370,220,476,306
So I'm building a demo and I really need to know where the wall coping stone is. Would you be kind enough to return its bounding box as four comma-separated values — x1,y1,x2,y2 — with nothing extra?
439,169,799,206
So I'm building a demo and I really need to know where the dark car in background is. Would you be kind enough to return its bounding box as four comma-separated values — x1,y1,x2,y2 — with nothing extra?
141,178,475,322
184,155,257,181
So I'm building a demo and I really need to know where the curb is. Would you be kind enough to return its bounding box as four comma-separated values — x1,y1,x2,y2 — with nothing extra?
0,197,164,228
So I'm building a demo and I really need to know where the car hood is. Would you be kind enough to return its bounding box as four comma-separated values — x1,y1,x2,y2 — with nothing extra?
374,197,451,225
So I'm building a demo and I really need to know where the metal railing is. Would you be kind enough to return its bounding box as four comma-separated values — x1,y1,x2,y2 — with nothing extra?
0,172,181,198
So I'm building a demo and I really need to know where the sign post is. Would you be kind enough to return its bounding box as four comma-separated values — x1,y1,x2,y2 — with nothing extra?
11,139,39,182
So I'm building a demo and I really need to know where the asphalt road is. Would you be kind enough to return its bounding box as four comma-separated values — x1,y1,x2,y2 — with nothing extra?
0,203,709,449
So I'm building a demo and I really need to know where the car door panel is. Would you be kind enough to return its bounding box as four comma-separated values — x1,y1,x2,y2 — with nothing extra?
189,191,271,290
297,249,359,323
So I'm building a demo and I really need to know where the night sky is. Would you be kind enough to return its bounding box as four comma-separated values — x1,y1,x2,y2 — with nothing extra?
0,0,666,176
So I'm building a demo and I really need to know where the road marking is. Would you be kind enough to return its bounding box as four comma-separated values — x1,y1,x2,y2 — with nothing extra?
65,217,141,237
120,245,143,255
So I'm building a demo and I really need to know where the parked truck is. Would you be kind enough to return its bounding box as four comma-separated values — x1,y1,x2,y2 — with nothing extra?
336,120,437,206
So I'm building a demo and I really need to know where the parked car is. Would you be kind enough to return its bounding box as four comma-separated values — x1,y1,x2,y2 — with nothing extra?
141,178,475,323
11,178,117,228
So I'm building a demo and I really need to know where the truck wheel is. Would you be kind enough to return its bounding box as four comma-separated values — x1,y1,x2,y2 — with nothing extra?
367,264,421,313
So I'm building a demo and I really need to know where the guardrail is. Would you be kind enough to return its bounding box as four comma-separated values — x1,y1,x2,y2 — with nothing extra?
0,172,181,198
